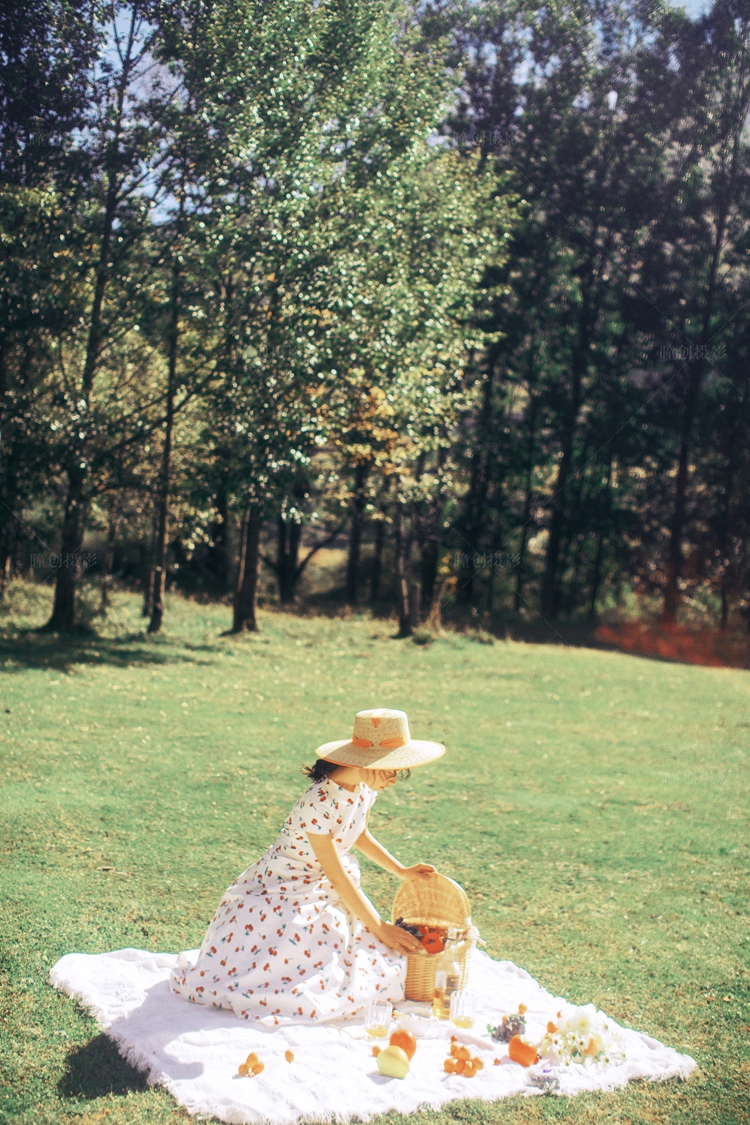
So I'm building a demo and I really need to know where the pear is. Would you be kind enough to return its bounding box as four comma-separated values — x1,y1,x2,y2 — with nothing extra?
376,1045,410,1079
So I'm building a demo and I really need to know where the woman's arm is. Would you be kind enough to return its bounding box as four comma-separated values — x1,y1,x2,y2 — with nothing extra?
306,831,423,955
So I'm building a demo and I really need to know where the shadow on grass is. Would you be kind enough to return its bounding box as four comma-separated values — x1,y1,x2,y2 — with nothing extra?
302,589,614,649
58,1033,150,1099
0,628,223,673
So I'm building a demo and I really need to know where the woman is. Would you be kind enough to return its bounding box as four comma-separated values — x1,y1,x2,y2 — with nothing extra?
170,708,445,1025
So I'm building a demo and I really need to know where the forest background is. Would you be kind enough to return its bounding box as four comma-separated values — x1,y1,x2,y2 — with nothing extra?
2,0,750,648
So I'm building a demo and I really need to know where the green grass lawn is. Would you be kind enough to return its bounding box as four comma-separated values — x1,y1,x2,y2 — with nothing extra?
1,582,748,1125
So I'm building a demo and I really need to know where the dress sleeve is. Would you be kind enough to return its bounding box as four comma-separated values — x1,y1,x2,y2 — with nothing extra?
296,783,339,835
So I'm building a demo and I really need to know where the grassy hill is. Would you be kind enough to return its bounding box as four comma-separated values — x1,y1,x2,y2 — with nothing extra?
1,584,748,1125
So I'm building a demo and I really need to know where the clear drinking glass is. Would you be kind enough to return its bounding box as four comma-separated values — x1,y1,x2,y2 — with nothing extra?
449,989,478,1029
364,999,393,1038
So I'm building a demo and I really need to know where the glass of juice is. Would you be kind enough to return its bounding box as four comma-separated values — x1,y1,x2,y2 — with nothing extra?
449,990,478,1029
364,1000,392,1038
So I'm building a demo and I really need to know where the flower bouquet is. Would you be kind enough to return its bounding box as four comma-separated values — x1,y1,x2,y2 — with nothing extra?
539,1004,625,1068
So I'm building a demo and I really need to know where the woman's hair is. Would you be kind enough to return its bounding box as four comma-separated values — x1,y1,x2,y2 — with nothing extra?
302,759,411,782
301,758,339,782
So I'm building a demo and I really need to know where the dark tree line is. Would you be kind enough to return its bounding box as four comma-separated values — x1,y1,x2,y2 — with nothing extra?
1,0,749,636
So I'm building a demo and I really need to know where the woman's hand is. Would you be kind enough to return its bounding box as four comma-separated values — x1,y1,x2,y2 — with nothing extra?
375,919,425,955
402,863,437,879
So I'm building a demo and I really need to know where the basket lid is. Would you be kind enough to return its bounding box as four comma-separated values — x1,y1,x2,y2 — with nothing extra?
392,873,471,930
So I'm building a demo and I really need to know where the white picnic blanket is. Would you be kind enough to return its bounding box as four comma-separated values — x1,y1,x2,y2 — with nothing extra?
50,948,695,1123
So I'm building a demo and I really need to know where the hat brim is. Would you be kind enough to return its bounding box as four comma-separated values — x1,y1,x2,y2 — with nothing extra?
316,738,445,770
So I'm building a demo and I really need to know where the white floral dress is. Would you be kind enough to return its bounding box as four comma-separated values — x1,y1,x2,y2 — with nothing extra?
170,778,406,1026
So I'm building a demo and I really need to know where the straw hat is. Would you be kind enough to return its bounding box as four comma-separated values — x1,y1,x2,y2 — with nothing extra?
316,708,445,770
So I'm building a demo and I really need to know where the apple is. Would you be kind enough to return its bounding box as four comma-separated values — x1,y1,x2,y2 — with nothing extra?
376,1045,410,1079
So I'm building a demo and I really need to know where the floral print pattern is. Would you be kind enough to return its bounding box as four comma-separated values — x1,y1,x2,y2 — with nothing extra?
170,778,406,1026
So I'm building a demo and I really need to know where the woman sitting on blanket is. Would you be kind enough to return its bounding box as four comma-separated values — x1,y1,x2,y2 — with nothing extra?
170,708,444,1026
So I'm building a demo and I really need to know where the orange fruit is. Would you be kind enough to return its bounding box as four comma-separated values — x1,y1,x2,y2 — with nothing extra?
245,1052,258,1066
508,1036,539,1067
372,1046,381,1057
463,1063,477,1078
251,1061,264,1075
285,1050,294,1063
443,1057,457,1073
454,1058,467,1074
455,1045,471,1061
518,1003,527,1014
472,1057,484,1070
389,1030,417,1060
238,1063,249,1076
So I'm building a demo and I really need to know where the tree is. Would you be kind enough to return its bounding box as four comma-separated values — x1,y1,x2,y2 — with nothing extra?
0,0,100,595
42,2,165,630
638,2,750,624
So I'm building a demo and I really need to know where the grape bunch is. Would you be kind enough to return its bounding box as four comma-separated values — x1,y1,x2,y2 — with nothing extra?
394,917,422,939
487,1014,526,1042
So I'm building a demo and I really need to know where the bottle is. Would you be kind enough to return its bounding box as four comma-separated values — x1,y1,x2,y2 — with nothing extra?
432,927,460,1019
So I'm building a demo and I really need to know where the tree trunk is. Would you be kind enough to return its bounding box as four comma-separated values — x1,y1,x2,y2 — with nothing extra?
233,503,262,632
46,468,85,631
420,527,439,609
549,529,573,619
345,463,368,606
563,533,587,617
394,502,411,637
515,392,538,613
718,421,737,632
0,444,19,600
588,530,606,621
45,24,134,631
541,378,583,619
662,369,700,627
0,518,14,601
0,551,10,598
99,499,120,613
588,455,612,620
142,503,158,618
720,576,729,633
212,483,230,595
148,259,180,635
459,363,495,607
370,517,385,602
427,577,450,629
409,583,422,630
541,238,605,622
276,517,302,604
369,480,390,603
485,563,495,614
663,137,733,623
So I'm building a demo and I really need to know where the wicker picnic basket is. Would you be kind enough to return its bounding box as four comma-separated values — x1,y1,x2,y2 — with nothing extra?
392,874,473,1003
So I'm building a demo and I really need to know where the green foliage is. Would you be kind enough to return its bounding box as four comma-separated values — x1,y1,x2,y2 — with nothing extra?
3,0,750,633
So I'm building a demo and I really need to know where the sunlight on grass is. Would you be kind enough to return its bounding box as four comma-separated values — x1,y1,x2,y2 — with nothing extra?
1,583,748,1124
